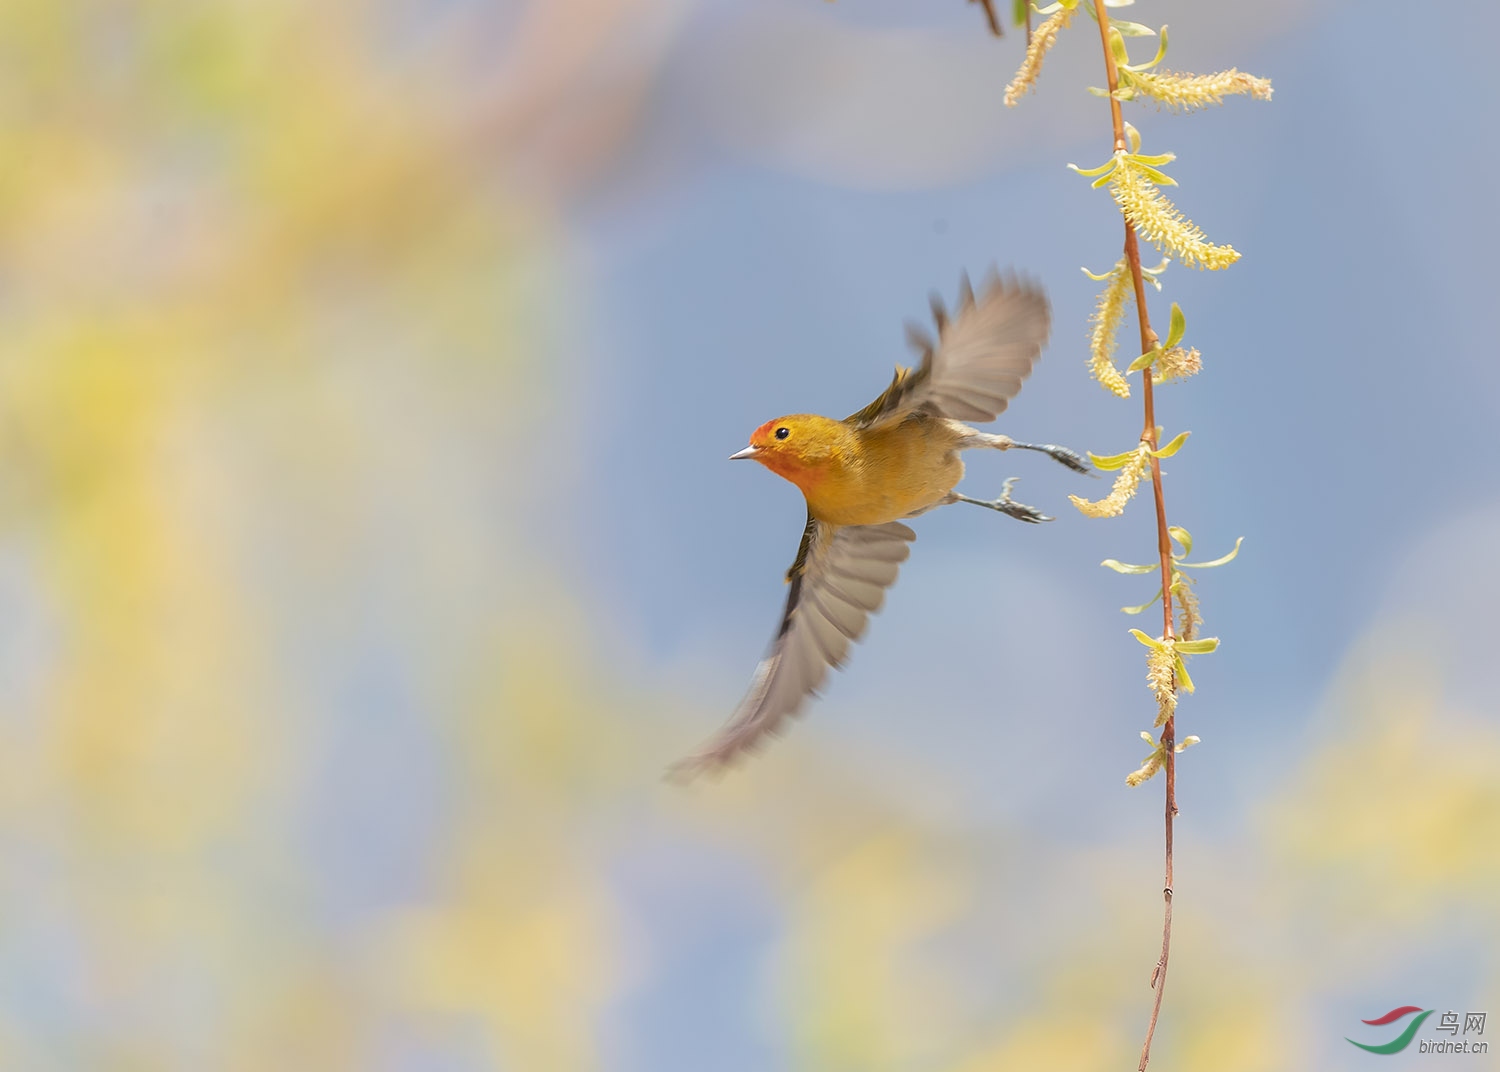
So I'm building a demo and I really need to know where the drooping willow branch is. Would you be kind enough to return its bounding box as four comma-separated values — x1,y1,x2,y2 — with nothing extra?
993,0,1268,1067
1089,6,1177,1065
973,0,1003,36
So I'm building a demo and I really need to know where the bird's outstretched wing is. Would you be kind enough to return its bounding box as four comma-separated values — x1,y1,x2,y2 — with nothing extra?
669,515,916,780
847,269,1050,429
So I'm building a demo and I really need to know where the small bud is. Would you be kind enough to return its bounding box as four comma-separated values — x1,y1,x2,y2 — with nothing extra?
1154,346,1202,383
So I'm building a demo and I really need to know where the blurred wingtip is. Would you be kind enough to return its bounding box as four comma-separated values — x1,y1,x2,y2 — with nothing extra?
928,292,949,333
663,756,703,786
957,271,976,311
663,750,729,787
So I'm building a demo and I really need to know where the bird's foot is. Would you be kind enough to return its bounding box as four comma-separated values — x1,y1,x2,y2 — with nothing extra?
953,478,1053,523
1010,440,1094,476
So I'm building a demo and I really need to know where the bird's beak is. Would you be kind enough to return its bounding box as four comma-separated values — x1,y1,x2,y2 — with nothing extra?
729,445,759,461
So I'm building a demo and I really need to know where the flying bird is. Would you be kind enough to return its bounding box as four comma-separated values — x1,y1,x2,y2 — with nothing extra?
670,270,1088,781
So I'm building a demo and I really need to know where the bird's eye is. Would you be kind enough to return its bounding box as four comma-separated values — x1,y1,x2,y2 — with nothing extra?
774,427,790,440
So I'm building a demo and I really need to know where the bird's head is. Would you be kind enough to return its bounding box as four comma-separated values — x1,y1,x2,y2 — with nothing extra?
730,414,852,494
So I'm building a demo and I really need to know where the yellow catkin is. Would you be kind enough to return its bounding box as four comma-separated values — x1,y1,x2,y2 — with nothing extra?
1146,643,1177,727
1109,162,1241,270
1175,580,1202,641
1070,444,1148,518
1154,346,1202,382
1089,261,1133,398
1126,734,1165,786
1004,7,1074,107
1128,68,1273,111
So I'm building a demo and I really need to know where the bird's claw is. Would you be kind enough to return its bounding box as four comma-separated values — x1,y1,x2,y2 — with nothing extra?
991,477,1053,523
1049,445,1095,476
1011,440,1093,476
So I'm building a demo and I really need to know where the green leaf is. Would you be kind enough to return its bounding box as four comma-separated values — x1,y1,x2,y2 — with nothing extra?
1165,302,1186,348
1101,559,1157,575
1091,170,1117,189
1153,430,1190,458
1131,163,1178,187
1112,19,1156,35
1127,348,1160,373
1128,152,1176,168
1087,447,1143,470
1123,121,1141,153
1173,653,1195,693
1104,0,1137,6
1033,2,1066,13
1108,26,1130,64
1179,537,1244,569
1068,157,1118,177
1081,265,1120,281
1122,23,1168,70
1121,588,1163,615
1167,526,1192,557
1174,637,1220,654
1130,628,1168,650
1014,0,1028,26
1087,85,1113,98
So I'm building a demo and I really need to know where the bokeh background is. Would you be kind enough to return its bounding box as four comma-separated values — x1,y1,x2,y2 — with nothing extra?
0,0,1495,1068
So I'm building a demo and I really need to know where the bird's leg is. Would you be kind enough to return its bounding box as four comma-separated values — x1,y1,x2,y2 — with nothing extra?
971,432,1093,475
1014,440,1092,474
948,478,1052,524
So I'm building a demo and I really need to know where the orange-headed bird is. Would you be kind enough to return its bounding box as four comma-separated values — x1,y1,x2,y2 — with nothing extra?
671,270,1088,780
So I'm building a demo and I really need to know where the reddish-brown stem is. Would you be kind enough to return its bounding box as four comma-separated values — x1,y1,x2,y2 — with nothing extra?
974,0,1003,36
1092,2,1178,1069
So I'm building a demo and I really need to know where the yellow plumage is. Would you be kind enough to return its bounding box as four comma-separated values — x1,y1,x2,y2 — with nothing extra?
749,412,967,527
671,271,1087,780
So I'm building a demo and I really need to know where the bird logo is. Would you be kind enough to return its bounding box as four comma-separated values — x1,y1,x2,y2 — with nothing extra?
1346,1007,1434,1055
670,269,1090,780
